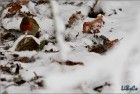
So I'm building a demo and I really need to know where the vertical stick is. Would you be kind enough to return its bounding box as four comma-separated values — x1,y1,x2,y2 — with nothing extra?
50,0,70,61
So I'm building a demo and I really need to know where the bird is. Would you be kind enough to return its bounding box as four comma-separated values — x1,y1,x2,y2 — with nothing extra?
20,16,40,36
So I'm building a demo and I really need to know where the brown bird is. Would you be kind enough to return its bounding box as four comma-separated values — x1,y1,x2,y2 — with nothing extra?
20,16,40,36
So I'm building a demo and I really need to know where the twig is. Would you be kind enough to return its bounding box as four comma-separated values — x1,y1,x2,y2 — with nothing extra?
49,0,70,61
93,0,100,11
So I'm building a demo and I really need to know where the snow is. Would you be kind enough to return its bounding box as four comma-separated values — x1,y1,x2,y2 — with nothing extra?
27,1,37,14
1,0,140,93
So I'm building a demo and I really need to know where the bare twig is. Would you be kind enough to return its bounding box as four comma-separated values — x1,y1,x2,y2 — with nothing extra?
93,0,99,10
49,0,70,61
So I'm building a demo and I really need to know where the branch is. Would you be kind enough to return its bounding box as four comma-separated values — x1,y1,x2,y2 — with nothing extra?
93,0,99,11
49,0,70,61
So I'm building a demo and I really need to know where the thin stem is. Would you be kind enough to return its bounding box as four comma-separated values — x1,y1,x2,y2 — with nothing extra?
93,0,100,12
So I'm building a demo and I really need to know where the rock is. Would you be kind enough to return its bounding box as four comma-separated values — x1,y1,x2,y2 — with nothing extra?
15,36,40,51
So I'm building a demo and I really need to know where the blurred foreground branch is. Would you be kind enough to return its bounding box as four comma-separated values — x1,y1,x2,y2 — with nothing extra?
49,0,70,61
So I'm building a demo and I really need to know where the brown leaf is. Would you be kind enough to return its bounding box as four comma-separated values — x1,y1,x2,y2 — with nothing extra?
7,2,22,14
88,8,105,18
18,0,30,5
13,75,26,85
0,65,12,74
83,14,104,34
105,39,119,49
88,35,119,54
2,32,16,41
66,11,84,28
18,11,36,17
33,0,50,5
88,44,107,54
4,13,16,18
57,60,84,66
82,22,94,34
0,63,22,75
65,60,84,66
14,56,35,63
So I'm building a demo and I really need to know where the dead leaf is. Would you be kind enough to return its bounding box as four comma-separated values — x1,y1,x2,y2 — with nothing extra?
13,75,26,85
7,2,22,15
19,11,36,17
33,0,50,5
66,11,84,28
88,44,107,54
57,60,84,66
88,35,119,54
83,14,104,34
18,0,30,5
0,63,22,75
65,60,84,66
14,56,35,63
93,82,111,92
88,8,105,18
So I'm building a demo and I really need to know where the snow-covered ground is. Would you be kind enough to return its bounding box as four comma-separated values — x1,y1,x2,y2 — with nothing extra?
1,0,140,93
